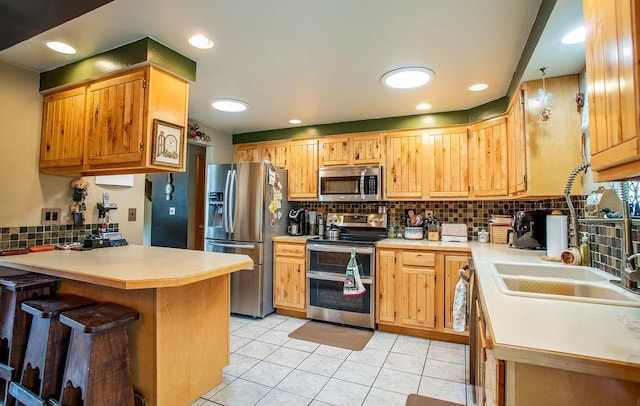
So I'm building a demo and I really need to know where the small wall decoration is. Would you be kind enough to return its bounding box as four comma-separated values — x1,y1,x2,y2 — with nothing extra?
152,119,184,168
188,122,211,142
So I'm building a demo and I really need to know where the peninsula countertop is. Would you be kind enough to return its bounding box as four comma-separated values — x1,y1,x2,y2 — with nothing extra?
0,244,253,290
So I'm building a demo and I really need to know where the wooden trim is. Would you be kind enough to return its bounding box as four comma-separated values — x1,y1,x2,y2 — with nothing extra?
275,308,307,319
377,323,469,345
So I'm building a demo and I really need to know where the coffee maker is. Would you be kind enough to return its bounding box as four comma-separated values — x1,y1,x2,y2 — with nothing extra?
288,208,306,236
510,210,548,249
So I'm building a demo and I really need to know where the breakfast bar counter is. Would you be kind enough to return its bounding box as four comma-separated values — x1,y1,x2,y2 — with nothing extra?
0,245,253,406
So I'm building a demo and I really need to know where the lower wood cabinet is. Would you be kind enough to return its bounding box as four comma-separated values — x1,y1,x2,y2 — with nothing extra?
273,241,306,311
376,247,469,339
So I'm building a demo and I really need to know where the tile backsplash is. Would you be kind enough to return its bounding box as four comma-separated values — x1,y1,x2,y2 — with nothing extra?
0,223,119,250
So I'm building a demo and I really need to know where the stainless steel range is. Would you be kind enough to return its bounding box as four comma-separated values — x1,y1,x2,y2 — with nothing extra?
306,212,387,329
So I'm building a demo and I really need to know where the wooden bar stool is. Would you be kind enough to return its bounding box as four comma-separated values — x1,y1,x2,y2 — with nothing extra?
52,303,139,406
8,295,96,406
0,271,61,406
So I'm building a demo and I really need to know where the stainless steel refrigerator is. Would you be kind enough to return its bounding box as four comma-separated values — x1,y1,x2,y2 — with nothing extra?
204,162,289,318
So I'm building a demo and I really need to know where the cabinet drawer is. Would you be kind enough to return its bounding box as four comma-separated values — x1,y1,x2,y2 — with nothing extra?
402,251,436,267
275,243,306,257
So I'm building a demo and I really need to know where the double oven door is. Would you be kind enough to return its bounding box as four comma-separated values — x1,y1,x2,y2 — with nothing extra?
306,242,375,329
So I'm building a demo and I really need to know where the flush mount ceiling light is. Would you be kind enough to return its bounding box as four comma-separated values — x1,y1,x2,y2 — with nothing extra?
381,67,434,89
416,103,432,111
561,26,585,44
188,35,214,49
289,119,302,124
211,98,248,112
468,83,489,92
46,41,76,54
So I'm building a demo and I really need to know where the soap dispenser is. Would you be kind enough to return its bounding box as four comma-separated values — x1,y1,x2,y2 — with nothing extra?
580,232,591,267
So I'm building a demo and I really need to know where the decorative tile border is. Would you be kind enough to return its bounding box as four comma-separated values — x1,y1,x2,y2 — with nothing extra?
0,223,119,250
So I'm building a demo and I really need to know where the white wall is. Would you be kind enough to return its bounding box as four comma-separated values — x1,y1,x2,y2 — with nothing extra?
0,60,146,244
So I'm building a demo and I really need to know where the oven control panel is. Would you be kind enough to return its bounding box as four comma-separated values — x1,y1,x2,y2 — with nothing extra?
326,212,387,228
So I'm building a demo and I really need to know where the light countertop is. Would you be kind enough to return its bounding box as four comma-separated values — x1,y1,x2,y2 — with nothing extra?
0,245,253,290
470,244,640,382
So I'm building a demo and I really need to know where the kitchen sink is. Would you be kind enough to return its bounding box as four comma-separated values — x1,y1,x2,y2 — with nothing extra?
493,262,611,282
491,263,640,307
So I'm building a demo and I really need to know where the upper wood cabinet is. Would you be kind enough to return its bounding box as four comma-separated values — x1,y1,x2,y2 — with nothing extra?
289,139,319,200
584,0,640,181
318,132,384,167
40,86,86,170
384,130,423,199
40,65,189,176
261,141,289,169
506,88,527,195
233,144,260,163
469,117,508,197
425,126,470,198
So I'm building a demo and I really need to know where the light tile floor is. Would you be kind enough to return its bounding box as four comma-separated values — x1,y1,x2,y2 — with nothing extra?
191,314,477,406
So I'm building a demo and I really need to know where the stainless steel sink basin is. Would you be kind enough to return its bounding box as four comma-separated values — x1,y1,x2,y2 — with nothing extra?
491,263,640,307
493,262,611,282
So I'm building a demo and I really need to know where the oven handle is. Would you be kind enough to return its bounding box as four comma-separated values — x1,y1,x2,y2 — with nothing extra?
307,270,373,284
306,244,375,255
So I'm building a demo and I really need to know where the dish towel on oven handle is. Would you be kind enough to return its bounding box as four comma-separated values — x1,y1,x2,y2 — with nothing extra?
344,247,366,296
452,268,468,332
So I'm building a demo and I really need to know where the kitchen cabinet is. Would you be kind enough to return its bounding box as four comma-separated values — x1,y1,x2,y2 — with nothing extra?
384,129,423,199
375,248,436,330
506,88,527,195
261,141,289,169
318,132,384,167
319,136,350,166
425,126,470,198
469,117,508,197
40,65,189,176
233,143,260,163
584,0,640,181
273,241,306,311
443,254,470,333
289,139,319,200
40,86,86,171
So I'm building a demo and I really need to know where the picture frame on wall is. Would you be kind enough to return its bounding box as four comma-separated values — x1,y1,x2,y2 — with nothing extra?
152,119,184,168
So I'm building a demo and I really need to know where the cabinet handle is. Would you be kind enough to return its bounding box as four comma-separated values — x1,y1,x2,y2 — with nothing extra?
139,142,144,152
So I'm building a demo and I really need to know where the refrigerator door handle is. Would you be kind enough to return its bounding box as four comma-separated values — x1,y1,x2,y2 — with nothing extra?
229,169,237,233
207,241,257,250
223,170,232,233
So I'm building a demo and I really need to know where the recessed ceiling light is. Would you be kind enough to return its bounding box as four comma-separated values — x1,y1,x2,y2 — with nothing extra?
289,119,302,124
46,41,76,54
416,103,432,111
188,35,214,49
468,83,489,92
381,67,434,89
561,26,585,44
211,98,248,112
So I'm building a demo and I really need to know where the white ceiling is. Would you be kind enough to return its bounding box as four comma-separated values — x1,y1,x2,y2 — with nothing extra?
0,0,585,135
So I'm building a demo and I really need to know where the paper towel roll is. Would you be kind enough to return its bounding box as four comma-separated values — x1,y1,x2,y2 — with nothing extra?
546,215,568,258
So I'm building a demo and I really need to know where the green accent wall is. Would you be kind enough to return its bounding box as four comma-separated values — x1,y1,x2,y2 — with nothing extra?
40,37,196,91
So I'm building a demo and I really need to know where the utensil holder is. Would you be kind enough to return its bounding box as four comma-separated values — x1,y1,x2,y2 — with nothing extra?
427,231,440,241
404,227,424,240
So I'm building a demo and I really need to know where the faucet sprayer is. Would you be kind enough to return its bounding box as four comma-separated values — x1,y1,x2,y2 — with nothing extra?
564,162,590,247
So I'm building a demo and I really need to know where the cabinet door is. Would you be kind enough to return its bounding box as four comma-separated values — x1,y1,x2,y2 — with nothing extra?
261,141,289,168
385,130,423,199
425,126,469,198
319,137,350,166
444,255,470,331
86,70,145,165
399,251,436,329
40,86,86,169
289,139,319,200
376,249,397,324
273,256,306,310
469,117,508,197
584,0,640,181
233,144,260,163
507,88,527,194
352,133,384,165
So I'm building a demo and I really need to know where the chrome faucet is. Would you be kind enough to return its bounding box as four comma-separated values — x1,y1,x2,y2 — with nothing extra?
615,182,640,294
621,252,640,292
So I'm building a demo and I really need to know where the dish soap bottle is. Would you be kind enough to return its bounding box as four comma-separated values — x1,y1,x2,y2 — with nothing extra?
580,232,591,267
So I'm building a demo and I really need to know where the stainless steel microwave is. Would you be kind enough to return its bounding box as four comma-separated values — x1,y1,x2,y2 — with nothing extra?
318,165,383,202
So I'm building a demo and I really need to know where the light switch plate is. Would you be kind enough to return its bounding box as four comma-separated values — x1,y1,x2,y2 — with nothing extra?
128,208,136,221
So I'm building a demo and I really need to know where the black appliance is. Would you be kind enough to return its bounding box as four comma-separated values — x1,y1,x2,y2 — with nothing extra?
288,208,306,236
305,212,387,329
510,210,548,249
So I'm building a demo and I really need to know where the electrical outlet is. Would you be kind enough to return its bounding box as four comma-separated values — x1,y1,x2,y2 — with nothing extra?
169,207,176,215
128,208,136,221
